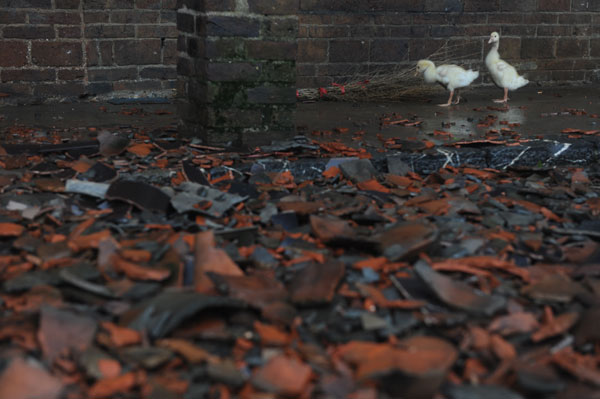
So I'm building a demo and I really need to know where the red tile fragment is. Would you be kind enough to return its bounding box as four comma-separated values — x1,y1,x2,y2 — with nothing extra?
252,354,313,396
0,222,24,237
0,356,63,399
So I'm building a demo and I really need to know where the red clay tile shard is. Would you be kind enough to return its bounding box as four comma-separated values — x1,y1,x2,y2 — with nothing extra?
553,347,600,387
375,222,438,261
289,261,345,305
531,311,579,343
415,261,506,316
310,215,356,242
252,354,312,396
106,180,171,213
194,230,243,292
112,255,171,281
0,356,63,399
209,271,288,308
38,305,97,363
0,222,24,237
127,143,153,157
278,200,324,215
522,273,585,302
339,336,457,398
99,321,142,347
157,338,220,364
489,312,539,336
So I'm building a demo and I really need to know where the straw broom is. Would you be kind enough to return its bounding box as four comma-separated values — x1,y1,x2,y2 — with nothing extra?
297,42,483,102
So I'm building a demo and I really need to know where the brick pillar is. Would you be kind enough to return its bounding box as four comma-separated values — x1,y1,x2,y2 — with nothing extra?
177,0,298,145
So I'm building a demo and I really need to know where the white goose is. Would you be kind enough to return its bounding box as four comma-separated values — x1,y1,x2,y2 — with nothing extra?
416,60,479,107
486,32,528,103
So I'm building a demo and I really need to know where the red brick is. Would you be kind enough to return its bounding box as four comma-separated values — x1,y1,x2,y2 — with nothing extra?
521,38,555,59
247,41,296,61
373,14,412,25
3,26,55,39
389,26,428,38
502,25,536,36
176,0,236,11
88,67,138,81
524,14,558,24
58,26,82,38
33,82,85,97
100,41,114,65
572,1,600,11
559,13,591,24
85,24,134,38
370,39,408,62
163,39,178,64
0,10,26,24
1,69,55,82
309,26,349,38
464,0,500,11
350,25,389,38
28,11,81,24
261,17,298,39
488,13,523,24
113,80,163,92
296,63,316,76
592,39,600,57
0,42,28,67
84,11,109,23
207,62,261,81
538,0,570,11
489,37,521,59
177,12,194,33
114,39,161,65
110,10,159,23
58,68,85,80
137,25,178,38
409,39,446,61
206,16,260,37
329,40,369,63
136,0,161,8
32,42,83,66
86,42,100,66
298,40,329,62
556,38,589,58
501,0,536,11
5,0,52,7
248,0,298,15
140,66,176,79
537,25,572,36
551,70,585,81
56,0,80,8
425,0,463,12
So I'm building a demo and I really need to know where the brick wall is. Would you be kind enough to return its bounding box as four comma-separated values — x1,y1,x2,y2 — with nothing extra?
0,0,177,103
177,0,297,145
297,0,600,89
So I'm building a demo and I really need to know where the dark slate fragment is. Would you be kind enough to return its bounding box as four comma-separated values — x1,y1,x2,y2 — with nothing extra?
339,159,378,183
3,269,60,293
121,291,246,339
415,261,506,316
290,261,345,305
444,384,525,399
515,362,566,394
386,155,411,175
81,161,117,182
182,161,210,186
106,179,171,213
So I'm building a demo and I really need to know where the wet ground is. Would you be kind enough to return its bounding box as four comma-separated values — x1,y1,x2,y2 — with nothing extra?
0,86,598,148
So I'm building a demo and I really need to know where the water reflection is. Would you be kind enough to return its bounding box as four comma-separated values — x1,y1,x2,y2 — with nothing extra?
443,105,527,138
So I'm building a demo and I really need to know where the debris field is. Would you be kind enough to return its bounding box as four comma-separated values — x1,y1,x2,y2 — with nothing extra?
1,106,600,399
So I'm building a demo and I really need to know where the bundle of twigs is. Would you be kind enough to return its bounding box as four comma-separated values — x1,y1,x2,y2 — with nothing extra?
297,42,482,102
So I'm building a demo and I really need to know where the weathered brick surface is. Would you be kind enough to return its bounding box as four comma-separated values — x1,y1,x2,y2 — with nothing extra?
296,1,600,88
0,0,177,102
178,0,298,144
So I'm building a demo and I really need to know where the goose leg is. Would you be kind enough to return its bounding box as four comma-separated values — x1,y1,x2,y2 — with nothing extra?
453,90,461,105
438,90,453,107
493,88,509,103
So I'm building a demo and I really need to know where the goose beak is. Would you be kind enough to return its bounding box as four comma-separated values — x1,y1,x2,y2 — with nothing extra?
414,70,420,77
488,37,493,44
